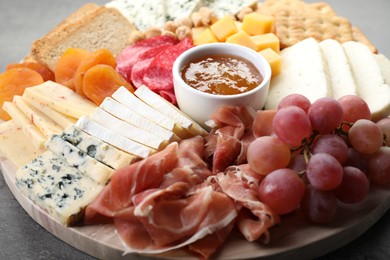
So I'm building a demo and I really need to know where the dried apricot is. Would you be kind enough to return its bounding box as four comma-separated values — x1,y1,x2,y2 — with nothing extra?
0,68,44,120
54,48,90,90
6,62,55,82
74,49,116,96
83,64,134,105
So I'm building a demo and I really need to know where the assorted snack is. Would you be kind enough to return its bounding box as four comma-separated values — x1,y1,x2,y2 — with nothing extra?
1,0,390,259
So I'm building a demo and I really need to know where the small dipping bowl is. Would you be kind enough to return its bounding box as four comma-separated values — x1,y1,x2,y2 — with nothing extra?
173,42,271,128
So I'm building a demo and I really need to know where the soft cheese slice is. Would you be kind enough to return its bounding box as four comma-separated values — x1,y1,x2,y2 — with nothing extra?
23,81,96,118
90,107,167,150
2,101,46,149
45,135,114,185
265,38,331,109
135,85,207,136
373,53,390,85
61,125,138,170
16,150,104,226
112,87,188,139
76,116,152,159
100,97,177,142
319,39,357,99
23,95,77,129
13,96,64,138
343,41,390,121
0,120,46,168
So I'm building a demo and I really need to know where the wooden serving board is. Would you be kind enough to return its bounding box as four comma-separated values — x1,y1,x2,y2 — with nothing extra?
2,155,390,259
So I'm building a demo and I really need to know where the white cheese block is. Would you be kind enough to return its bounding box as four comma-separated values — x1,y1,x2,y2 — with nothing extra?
45,135,114,185
76,116,152,159
100,97,177,142
0,120,46,168
112,87,187,138
106,0,167,31
319,39,358,99
22,81,96,119
2,101,46,149
343,41,390,121
165,0,203,21
90,107,167,150
61,125,138,170
265,38,331,109
13,96,64,138
16,150,104,226
135,85,207,136
204,0,258,18
373,53,390,85
23,95,77,129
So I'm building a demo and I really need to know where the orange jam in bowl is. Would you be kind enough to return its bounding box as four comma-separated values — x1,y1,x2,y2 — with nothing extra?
180,54,264,95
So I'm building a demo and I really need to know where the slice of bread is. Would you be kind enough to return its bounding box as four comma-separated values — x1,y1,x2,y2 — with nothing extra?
319,39,357,99
343,41,390,121
30,7,137,70
264,37,331,109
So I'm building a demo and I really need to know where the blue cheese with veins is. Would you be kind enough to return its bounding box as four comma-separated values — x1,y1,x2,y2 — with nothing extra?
106,0,167,31
204,0,258,18
45,135,114,185
164,0,203,21
16,151,104,226
61,125,138,169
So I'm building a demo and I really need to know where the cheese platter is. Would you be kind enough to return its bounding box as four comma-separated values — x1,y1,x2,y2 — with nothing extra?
1,0,390,259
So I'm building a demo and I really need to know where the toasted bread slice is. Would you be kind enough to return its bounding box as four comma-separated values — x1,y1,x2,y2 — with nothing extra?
30,7,137,70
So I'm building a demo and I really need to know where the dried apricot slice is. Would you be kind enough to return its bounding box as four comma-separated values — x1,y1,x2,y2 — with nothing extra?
74,49,116,96
0,68,44,120
54,48,90,90
83,64,134,105
6,62,55,82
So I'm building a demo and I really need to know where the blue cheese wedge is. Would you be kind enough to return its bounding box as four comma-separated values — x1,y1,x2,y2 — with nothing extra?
61,125,138,170
204,0,258,18
16,150,104,226
45,135,114,185
90,107,167,150
76,116,153,159
100,97,177,142
165,0,203,21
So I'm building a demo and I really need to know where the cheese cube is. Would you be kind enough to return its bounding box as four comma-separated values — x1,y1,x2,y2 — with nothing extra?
234,21,243,31
226,31,257,51
192,26,208,41
210,16,239,42
258,48,282,77
250,33,280,53
241,13,274,35
193,28,219,45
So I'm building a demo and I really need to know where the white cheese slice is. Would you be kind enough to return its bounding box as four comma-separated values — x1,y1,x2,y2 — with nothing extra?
76,116,152,159
23,95,77,129
16,150,104,226
319,39,358,99
22,81,96,119
100,97,178,142
45,135,114,185
373,53,390,85
90,107,167,150
13,95,64,138
343,41,390,121
61,125,138,170
135,85,207,136
112,87,187,138
265,38,331,109
2,101,46,149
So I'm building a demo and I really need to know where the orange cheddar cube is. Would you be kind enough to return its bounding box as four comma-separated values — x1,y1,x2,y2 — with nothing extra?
192,26,208,41
251,33,280,53
258,48,282,77
210,16,239,42
226,31,257,51
235,21,243,31
193,28,219,45
242,13,274,35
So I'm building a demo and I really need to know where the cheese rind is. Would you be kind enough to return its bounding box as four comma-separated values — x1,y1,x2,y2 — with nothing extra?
45,135,114,185
61,125,138,169
16,150,104,226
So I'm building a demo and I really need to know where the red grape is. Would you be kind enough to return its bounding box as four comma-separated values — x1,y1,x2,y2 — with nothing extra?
308,97,344,134
310,134,348,164
345,148,368,174
258,168,305,215
348,119,383,154
367,147,390,187
338,95,371,124
306,153,343,190
277,94,311,113
376,117,390,146
333,166,369,204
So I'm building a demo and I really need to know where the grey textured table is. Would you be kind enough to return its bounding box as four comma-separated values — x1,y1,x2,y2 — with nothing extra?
1,1,390,259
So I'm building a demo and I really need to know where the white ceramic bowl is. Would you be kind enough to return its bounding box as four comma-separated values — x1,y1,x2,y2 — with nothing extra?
173,42,271,128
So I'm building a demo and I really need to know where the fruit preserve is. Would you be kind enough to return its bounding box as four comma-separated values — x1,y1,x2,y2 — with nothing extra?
180,54,263,95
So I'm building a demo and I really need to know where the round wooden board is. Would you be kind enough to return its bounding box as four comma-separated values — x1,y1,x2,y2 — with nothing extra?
2,157,390,260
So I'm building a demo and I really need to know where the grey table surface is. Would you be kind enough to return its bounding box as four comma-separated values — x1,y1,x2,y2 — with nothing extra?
1,0,390,259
